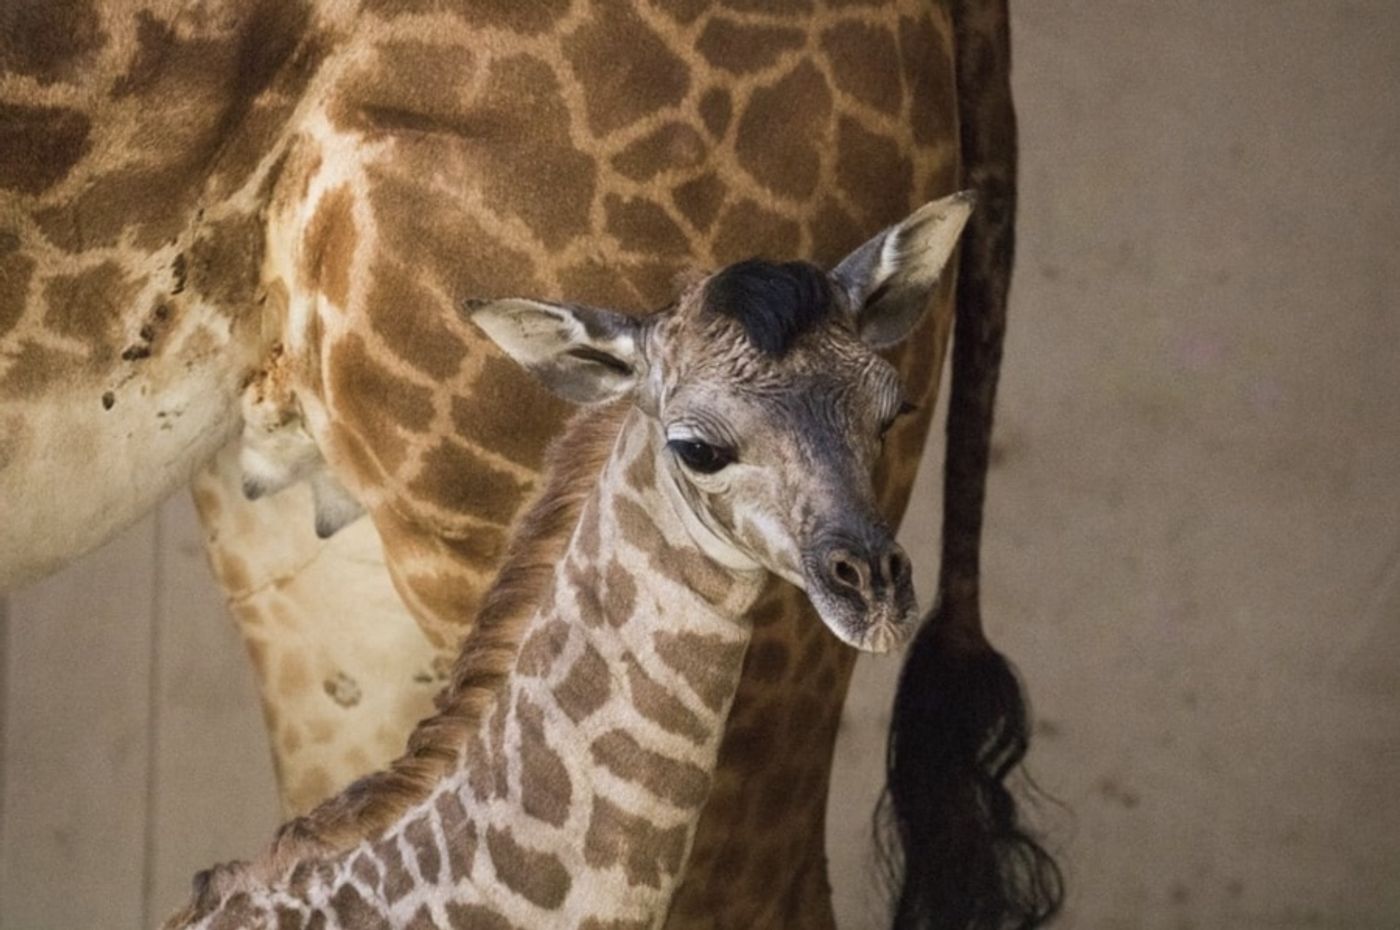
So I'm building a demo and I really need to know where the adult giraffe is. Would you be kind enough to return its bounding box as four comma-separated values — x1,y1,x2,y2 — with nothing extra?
0,1,1055,927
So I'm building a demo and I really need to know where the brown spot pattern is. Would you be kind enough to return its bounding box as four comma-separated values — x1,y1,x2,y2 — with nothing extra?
605,195,690,257
654,630,747,712
623,441,656,490
568,559,603,629
0,0,106,86
836,116,914,228
333,35,478,129
275,906,305,930
32,164,179,252
611,123,707,182
820,21,904,114
516,694,573,827
590,729,711,808
403,906,442,930
899,11,956,148
301,184,358,310
734,62,831,200
463,56,596,249
464,732,496,802
553,641,611,723
443,904,519,930
42,262,132,361
564,0,690,137
808,197,863,267
350,850,381,890
403,814,442,884
746,639,790,682
330,885,388,929
409,439,531,526
697,18,806,75
453,358,570,470
0,242,33,339
698,88,733,139
583,795,688,889
672,173,726,233
188,211,265,308
365,167,544,297
485,826,571,909
602,560,637,626
0,104,91,195
517,618,570,678
614,497,733,603
713,198,801,262
434,790,478,877
374,834,414,904
624,654,711,744
208,893,260,930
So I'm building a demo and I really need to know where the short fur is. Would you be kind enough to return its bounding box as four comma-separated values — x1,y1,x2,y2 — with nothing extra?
704,259,836,356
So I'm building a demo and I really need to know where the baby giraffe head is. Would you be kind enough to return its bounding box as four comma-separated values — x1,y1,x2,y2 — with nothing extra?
468,193,973,653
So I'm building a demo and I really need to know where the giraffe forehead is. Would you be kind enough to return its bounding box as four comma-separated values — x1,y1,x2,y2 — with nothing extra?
656,317,892,419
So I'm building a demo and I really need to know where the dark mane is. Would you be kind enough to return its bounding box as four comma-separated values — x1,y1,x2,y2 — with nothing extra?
704,259,835,356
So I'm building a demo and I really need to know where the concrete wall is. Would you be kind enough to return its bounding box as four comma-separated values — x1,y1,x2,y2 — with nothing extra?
833,4,1400,928
3,3,1398,927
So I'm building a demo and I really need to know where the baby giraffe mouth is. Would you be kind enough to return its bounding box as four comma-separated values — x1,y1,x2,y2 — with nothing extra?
835,603,919,654
803,531,919,653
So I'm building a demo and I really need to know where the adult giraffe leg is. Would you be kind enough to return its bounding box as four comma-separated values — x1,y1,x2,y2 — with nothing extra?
191,444,445,814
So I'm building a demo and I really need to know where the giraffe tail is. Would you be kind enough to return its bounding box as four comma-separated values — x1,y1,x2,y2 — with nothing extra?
876,2,1063,927
878,620,1061,929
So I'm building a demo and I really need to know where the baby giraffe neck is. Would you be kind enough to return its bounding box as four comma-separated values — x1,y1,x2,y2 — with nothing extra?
181,409,767,929
451,407,768,925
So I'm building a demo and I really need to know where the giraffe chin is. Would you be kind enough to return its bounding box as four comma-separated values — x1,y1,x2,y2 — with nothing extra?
806,589,920,655
836,613,918,655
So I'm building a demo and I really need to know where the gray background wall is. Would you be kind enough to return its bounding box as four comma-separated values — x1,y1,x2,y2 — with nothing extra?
3,3,1398,927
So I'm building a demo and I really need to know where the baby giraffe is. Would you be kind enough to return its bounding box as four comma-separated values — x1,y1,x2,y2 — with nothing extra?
167,192,973,930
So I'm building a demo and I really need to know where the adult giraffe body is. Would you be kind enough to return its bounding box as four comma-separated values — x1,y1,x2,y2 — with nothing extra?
1,2,1035,927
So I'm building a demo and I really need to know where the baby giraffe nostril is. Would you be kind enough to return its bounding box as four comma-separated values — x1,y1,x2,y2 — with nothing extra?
884,550,910,586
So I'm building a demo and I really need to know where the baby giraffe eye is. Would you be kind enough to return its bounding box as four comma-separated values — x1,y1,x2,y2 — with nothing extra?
667,439,736,474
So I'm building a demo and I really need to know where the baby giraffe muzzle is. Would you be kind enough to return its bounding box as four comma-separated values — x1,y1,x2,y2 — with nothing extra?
812,525,915,653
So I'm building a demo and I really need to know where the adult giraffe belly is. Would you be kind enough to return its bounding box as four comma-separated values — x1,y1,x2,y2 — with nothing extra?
0,281,255,589
0,0,320,589
209,0,960,924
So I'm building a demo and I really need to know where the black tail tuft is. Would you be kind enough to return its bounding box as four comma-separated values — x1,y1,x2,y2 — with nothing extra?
878,603,1064,930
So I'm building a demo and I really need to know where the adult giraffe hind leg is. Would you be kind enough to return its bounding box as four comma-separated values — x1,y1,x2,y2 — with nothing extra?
880,2,1065,928
192,443,445,816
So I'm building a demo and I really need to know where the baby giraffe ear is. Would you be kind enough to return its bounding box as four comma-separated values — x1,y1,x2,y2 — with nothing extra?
465,298,644,404
832,191,976,349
